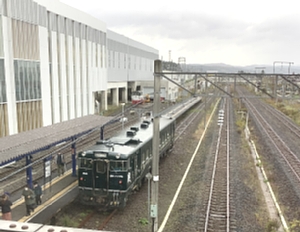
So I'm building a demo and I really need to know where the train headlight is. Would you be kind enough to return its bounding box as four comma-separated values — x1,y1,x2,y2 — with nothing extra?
82,152,86,157
80,177,83,181
119,180,122,184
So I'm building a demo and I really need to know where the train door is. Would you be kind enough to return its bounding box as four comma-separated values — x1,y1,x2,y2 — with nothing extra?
130,152,139,180
130,158,135,181
137,149,142,176
94,160,108,189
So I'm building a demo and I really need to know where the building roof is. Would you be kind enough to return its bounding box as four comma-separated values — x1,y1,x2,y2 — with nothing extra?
0,115,113,166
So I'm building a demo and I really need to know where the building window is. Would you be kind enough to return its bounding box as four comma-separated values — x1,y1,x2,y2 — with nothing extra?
14,60,41,101
0,59,6,103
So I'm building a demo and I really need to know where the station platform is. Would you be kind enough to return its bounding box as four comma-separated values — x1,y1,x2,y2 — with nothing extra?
0,169,113,232
0,115,113,167
10,169,77,223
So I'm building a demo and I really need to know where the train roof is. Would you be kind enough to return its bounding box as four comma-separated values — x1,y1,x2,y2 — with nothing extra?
80,116,175,159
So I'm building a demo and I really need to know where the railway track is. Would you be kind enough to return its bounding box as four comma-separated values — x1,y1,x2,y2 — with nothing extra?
175,97,214,141
258,99,300,139
157,95,238,232
243,97,300,185
198,98,232,231
236,86,300,225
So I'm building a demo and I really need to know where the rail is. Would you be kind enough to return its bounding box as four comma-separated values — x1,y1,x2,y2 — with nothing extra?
204,98,231,231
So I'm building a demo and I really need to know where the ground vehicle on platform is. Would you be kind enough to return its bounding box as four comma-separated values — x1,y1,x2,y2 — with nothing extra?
77,115,176,208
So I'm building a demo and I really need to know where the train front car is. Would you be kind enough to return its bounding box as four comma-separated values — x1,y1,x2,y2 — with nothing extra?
77,116,176,209
131,91,144,104
78,142,131,208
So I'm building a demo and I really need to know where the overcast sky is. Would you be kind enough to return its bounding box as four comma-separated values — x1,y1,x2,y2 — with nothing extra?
61,0,300,67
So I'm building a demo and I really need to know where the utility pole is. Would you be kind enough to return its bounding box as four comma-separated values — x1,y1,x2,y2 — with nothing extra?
151,60,161,232
273,61,294,74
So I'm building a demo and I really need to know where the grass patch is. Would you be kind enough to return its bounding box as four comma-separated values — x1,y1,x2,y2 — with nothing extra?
236,118,245,134
265,99,300,126
138,218,149,225
265,219,280,232
59,215,79,227
290,219,300,232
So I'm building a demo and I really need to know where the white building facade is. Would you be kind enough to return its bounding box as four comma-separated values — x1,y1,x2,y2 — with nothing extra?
0,0,158,137
106,30,158,105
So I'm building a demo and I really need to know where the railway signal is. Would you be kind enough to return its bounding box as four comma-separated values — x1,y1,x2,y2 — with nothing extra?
218,109,224,126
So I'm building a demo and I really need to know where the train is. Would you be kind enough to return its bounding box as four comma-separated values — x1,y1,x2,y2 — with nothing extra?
131,91,145,104
131,91,165,104
77,114,176,208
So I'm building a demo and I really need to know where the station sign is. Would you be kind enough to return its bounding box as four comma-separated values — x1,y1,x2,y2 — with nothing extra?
45,160,51,178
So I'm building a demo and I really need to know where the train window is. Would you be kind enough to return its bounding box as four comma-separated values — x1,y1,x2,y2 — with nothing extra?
78,158,93,169
110,161,127,171
96,161,107,173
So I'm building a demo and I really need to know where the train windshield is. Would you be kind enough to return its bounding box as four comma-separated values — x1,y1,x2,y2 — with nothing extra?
78,158,93,169
110,161,127,171
96,160,107,174
132,91,142,96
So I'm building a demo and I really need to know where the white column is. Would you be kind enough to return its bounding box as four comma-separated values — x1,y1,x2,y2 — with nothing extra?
67,35,75,119
39,26,52,126
59,33,68,121
2,16,17,135
102,90,108,111
81,39,87,116
50,31,60,123
74,37,81,117
87,41,93,114
112,88,118,106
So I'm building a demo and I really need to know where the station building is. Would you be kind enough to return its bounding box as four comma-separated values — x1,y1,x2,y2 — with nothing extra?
106,30,158,108
0,0,158,137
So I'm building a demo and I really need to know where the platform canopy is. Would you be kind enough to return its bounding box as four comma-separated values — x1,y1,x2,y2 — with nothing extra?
0,115,113,166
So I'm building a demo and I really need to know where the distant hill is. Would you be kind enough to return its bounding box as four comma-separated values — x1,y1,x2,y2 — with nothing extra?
162,61,300,74
185,63,300,74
